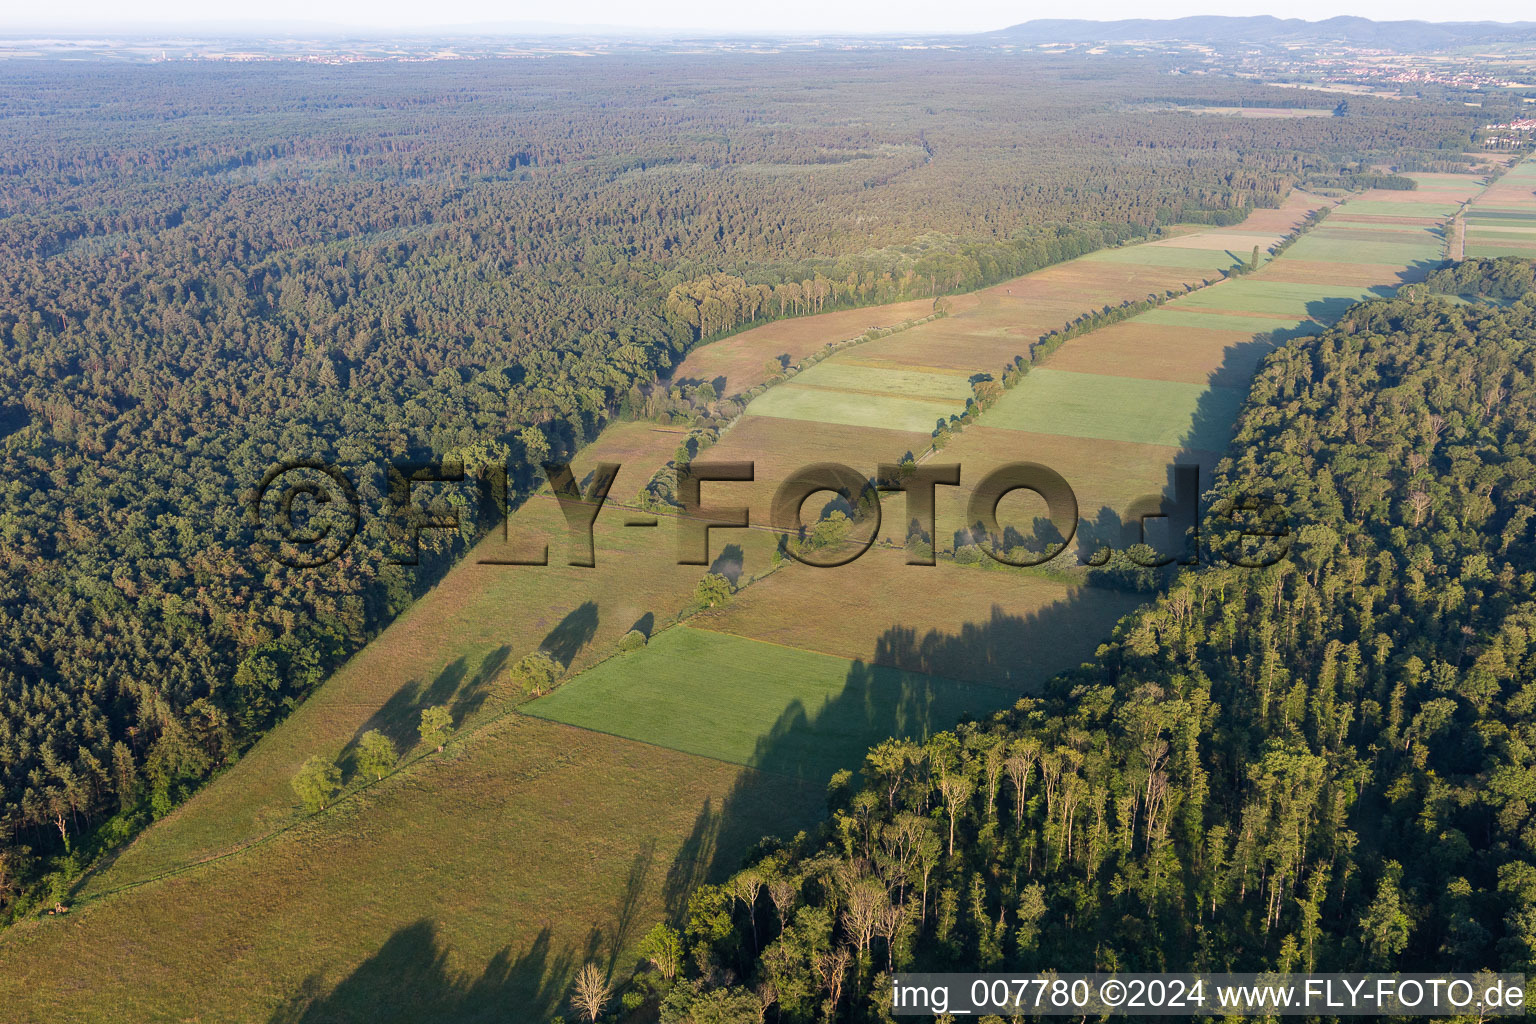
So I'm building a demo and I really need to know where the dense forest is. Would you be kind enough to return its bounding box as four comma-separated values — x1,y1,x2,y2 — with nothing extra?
0,53,1491,914
642,270,1536,1021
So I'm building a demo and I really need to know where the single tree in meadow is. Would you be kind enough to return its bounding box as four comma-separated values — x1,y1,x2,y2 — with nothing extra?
695,572,733,608
419,705,453,753
291,755,341,813
570,962,612,1023
355,730,397,781
510,651,561,697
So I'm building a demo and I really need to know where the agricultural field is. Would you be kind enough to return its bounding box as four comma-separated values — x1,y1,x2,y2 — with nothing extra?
1,714,822,1022
978,368,1246,450
933,170,1490,574
524,625,1007,782
1041,321,1272,387
1169,280,1390,317
689,549,1144,685
1463,160,1536,257
670,297,935,395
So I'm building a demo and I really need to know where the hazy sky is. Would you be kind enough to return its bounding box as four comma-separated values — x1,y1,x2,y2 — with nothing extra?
6,0,1536,36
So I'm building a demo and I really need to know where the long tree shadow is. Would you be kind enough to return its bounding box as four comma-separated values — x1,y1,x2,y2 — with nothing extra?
541,600,600,669
267,920,584,1024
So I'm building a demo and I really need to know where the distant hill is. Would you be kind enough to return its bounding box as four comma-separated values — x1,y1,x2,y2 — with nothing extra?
985,15,1536,50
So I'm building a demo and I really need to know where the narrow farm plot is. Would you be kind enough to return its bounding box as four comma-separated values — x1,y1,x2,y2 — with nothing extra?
671,297,935,395
524,625,1002,782
1043,320,1274,387
1169,280,1390,318
1082,244,1249,270
1280,234,1442,266
691,550,1143,686
981,368,1246,451
744,382,960,432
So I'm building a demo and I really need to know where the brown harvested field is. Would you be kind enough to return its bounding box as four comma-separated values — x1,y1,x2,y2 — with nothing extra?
1408,172,1490,188
3,714,822,1023
859,268,1212,374
1043,319,1274,387
1395,188,1482,204
1477,187,1536,207
702,414,933,523
692,549,1145,687
671,297,936,396
1152,232,1287,251
933,426,1221,540
1215,191,1336,234
1329,214,1444,227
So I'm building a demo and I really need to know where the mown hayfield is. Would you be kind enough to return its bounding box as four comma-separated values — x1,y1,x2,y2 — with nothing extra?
1082,244,1248,270
692,547,1146,686
524,625,1002,781
1281,234,1442,265
1311,225,1444,242
1138,308,1314,332
780,359,975,401
1330,214,1445,227
1315,221,1445,235
979,367,1245,451
1467,241,1536,257
745,382,960,433
1406,172,1489,190
1341,201,1462,219
0,714,821,1023
936,426,1221,519
1151,231,1285,252
1465,218,1536,230
1170,280,1387,318
696,414,931,529
1043,319,1275,386
1468,208,1536,220
1256,259,1431,286
671,297,935,395
83,422,783,893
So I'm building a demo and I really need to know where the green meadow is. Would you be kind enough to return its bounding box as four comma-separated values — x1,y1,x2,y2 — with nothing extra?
1138,308,1315,333
783,360,975,400
1282,234,1442,265
523,625,1003,781
745,382,959,432
1171,281,1386,318
1335,200,1461,218
981,367,1244,450
1082,245,1248,269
